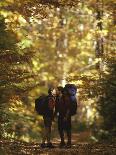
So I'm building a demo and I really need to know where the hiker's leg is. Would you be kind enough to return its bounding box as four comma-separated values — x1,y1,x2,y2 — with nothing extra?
41,117,47,143
42,127,47,143
59,129,65,143
67,129,71,145
46,118,54,148
46,117,52,144
42,116,51,143
58,116,65,144
46,126,51,143
41,117,53,148
66,117,72,145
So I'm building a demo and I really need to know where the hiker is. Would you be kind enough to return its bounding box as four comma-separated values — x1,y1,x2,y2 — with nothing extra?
40,87,56,148
56,85,77,148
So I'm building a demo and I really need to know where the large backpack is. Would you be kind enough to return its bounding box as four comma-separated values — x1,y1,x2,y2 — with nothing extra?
64,84,77,116
35,95,47,115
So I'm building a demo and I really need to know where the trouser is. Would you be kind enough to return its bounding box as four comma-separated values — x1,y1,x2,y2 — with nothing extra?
42,116,52,143
58,116,72,144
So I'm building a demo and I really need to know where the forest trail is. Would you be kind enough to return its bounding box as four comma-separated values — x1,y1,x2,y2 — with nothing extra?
1,139,116,155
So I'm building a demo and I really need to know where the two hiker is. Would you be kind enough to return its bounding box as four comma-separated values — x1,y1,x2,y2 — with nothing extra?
35,84,77,148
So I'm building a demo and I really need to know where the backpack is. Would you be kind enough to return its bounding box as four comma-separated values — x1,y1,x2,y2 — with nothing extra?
35,95,47,115
64,84,77,116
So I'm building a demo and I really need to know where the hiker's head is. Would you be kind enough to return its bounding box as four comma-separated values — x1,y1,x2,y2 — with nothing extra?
62,87,68,96
48,87,56,96
56,86,64,95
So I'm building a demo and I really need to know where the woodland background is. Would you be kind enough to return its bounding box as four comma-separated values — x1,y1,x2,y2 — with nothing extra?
0,0,116,144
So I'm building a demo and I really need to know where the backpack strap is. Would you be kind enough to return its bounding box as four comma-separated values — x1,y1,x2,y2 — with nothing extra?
48,95,56,110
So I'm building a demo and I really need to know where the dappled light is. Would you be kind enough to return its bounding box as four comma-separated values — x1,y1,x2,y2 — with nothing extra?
0,0,116,154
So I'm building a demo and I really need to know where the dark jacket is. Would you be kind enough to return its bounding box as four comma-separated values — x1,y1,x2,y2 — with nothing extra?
56,94,71,117
44,95,56,118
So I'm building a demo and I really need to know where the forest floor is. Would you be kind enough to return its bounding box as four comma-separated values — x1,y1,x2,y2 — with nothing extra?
1,132,116,155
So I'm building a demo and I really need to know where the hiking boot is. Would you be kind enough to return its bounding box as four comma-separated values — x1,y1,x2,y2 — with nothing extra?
40,143,46,148
59,142,66,148
46,142,55,148
66,142,71,148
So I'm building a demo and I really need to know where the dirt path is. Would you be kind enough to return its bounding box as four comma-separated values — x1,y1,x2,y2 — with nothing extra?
1,140,116,155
